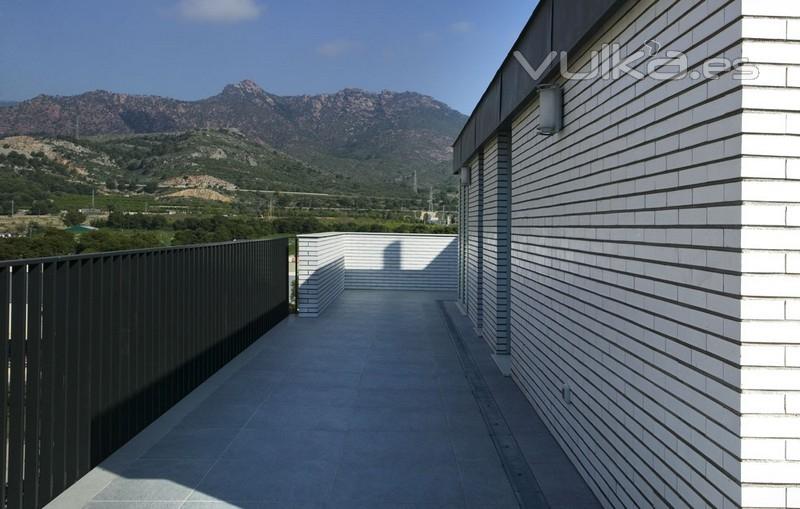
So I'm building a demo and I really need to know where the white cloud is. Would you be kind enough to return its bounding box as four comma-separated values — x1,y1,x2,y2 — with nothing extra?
178,0,261,23
317,40,358,58
449,21,474,33
418,31,440,43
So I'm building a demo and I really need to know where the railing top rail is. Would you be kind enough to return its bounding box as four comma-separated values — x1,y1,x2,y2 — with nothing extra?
296,232,458,240
0,236,288,268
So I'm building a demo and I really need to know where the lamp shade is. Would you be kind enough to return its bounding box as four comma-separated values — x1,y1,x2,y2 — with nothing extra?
460,166,471,186
537,85,563,135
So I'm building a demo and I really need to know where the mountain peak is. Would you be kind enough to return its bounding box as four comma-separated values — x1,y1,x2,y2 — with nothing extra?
236,79,265,93
225,80,266,96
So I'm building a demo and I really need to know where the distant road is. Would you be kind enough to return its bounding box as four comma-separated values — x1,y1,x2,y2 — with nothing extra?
237,189,427,202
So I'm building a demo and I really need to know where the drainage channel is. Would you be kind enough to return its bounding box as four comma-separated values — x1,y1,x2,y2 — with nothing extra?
438,301,549,509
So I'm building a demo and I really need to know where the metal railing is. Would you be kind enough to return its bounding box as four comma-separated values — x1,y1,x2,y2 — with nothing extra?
0,238,289,508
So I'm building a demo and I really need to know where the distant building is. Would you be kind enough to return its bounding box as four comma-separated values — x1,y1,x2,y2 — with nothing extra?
65,225,98,234
418,211,454,225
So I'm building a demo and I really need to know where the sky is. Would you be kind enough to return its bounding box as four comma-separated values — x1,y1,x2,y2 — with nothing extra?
0,0,536,114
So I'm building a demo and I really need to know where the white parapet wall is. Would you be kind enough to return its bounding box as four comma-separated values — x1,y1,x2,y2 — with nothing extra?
297,233,457,317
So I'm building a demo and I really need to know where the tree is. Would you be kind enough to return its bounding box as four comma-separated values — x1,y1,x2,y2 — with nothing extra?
30,200,57,215
63,210,87,227
0,229,76,261
77,230,161,254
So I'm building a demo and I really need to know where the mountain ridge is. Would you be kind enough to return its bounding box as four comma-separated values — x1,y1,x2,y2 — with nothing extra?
0,81,466,190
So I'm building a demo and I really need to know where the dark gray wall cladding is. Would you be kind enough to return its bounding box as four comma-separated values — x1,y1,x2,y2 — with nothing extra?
453,138,462,173
461,116,477,171
475,78,501,145
480,134,511,355
459,182,469,307
467,154,484,333
452,0,622,171
552,0,619,52
500,0,552,120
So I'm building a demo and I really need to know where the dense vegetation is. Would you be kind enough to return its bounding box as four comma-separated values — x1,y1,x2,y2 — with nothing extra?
0,226,165,261
1,130,457,220
72,130,348,195
0,151,92,215
0,229,76,261
0,130,458,262
0,212,456,261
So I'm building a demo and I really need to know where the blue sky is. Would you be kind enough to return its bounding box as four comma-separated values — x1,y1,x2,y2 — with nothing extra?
0,0,536,114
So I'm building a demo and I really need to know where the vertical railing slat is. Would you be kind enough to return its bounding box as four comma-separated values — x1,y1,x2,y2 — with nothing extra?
23,264,43,509
0,267,10,508
130,254,142,436
64,260,80,486
37,262,56,505
8,265,28,508
100,256,113,462
77,259,92,477
89,257,103,466
109,257,121,455
52,261,68,495
147,252,156,424
119,254,131,448
177,250,186,399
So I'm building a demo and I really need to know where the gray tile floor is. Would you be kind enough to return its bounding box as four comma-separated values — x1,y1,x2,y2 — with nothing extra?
77,291,599,509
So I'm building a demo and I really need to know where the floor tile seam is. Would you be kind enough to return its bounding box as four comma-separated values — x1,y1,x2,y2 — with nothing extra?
438,365,473,509
178,363,283,505
87,335,279,506
438,300,550,509
326,319,372,504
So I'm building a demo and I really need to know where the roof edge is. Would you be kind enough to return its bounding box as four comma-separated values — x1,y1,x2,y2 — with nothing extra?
452,0,628,172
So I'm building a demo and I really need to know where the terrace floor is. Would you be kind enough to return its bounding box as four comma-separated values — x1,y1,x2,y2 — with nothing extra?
52,291,599,509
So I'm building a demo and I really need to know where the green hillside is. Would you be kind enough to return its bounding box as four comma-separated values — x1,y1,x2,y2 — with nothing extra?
0,129,451,215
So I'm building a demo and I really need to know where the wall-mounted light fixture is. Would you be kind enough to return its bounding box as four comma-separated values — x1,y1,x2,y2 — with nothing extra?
460,166,471,186
537,84,563,135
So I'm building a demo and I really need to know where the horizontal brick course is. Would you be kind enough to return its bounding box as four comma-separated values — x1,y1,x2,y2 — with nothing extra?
298,233,457,316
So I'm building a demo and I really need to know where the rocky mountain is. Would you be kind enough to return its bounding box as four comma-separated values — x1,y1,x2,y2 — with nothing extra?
0,81,466,190
0,129,352,204
0,128,458,218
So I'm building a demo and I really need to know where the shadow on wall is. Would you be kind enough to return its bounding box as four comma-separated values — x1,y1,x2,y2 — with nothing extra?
386,240,401,271
297,234,458,317
345,239,457,290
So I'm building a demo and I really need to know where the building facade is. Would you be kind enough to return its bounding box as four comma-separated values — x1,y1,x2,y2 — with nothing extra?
456,1,800,507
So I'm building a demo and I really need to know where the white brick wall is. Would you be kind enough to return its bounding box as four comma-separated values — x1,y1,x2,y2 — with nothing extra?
343,233,458,290
452,0,800,503
739,2,800,506
460,0,800,506
298,233,457,316
297,233,346,317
